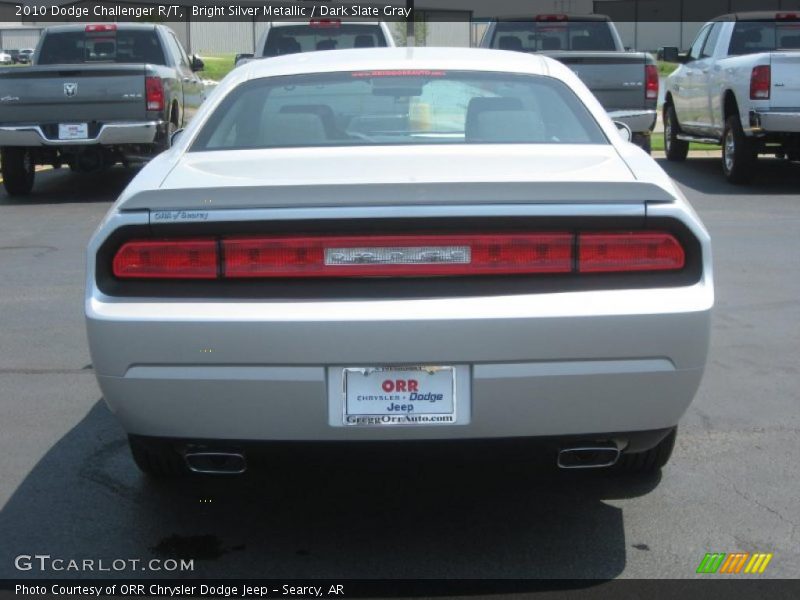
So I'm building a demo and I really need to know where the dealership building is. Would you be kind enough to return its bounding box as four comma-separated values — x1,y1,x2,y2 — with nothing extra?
2,0,800,54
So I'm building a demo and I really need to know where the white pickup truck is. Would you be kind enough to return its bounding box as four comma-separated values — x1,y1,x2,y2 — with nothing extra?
662,11,800,183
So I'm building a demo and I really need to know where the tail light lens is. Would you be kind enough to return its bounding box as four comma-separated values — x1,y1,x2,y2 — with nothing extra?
645,64,659,100
86,24,117,33
750,65,771,100
145,76,164,111
111,232,686,280
113,239,218,279
223,233,574,278
578,232,685,273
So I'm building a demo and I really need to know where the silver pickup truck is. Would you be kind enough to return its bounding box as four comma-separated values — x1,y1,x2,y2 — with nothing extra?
480,14,659,152
0,23,206,196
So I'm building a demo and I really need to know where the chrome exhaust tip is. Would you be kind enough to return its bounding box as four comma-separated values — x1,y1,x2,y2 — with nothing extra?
184,451,246,475
557,445,620,469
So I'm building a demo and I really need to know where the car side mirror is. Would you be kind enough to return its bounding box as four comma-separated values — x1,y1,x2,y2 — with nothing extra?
170,128,185,147
613,121,632,143
234,53,254,66
190,55,204,72
660,46,680,63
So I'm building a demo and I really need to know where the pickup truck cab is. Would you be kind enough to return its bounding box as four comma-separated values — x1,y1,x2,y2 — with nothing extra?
480,14,659,152
0,23,206,196
235,20,395,67
663,11,800,183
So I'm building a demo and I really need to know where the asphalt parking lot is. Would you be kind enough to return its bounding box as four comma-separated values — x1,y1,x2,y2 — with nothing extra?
0,159,798,581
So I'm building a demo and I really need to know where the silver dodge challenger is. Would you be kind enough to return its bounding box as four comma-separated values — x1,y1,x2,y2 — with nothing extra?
85,48,713,477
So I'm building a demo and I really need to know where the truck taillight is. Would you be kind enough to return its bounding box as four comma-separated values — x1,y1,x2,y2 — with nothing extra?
309,18,341,28
85,24,117,33
750,65,771,100
112,232,687,280
578,232,685,273
535,14,568,21
645,64,659,100
145,76,164,111
113,239,218,279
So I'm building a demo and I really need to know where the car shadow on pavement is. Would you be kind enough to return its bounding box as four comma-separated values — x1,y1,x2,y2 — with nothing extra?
0,401,661,583
657,157,800,196
0,166,137,205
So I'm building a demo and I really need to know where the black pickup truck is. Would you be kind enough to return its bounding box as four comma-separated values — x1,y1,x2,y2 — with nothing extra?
0,23,206,195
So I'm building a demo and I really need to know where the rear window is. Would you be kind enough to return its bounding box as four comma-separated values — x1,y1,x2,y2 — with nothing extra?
191,70,607,152
729,21,800,55
491,21,617,52
38,30,166,65
263,24,387,57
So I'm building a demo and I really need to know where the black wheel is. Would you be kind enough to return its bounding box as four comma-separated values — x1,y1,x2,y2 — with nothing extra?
722,116,756,184
663,104,689,162
632,133,652,154
1,147,35,196
128,435,187,478
615,427,677,475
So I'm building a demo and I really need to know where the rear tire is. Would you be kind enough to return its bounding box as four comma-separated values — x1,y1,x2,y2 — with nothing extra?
128,436,187,478
615,427,676,475
632,133,652,154
663,104,689,162
722,116,756,184
1,147,35,196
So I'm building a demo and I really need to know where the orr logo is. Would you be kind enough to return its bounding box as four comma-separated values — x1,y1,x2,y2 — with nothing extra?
381,379,419,393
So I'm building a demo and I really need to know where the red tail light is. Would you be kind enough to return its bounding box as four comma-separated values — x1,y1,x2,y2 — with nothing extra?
578,232,685,273
310,18,341,28
113,239,218,279
750,65,771,100
112,232,687,280
223,233,574,278
645,64,659,100
86,24,117,33
145,76,164,111
535,14,568,21
777,12,799,20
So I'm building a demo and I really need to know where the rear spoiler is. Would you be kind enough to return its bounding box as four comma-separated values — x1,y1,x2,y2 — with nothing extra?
119,182,675,212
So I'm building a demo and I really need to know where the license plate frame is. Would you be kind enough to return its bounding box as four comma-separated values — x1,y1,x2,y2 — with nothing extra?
58,123,89,140
329,365,471,427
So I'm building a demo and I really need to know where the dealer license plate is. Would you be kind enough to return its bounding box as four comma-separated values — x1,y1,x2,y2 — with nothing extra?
341,366,457,426
58,123,88,140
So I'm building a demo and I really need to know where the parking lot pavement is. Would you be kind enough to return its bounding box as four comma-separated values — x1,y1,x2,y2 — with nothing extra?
0,161,799,580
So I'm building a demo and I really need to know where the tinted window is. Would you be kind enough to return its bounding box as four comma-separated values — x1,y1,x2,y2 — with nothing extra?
191,71,607,152
38,30,165,65
729,21,800,55
701,22,723,58
491,21,617,52
263,24,387,57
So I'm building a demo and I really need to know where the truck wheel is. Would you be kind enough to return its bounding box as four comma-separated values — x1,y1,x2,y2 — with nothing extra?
128,435,187,478
663,104,688,161
615,427,676,475
1,148,35,196
722,116,756,184
632,133,652,154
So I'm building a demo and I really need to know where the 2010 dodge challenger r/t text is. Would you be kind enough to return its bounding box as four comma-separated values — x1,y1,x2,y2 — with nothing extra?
85,48,713,478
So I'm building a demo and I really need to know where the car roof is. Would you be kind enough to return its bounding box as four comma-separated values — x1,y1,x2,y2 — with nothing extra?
240,47,552,79
268,21,384,28
492,14,611,22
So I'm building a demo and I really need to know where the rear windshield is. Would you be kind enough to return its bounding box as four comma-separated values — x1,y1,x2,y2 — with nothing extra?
729,21,800,55
38,30,166,65
191,70,607,151
490,21,617,52
263,24,388,57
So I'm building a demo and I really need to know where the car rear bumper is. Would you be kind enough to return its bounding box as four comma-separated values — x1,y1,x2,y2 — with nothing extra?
750,109,800,134
88,286,711,442
0,121,163,146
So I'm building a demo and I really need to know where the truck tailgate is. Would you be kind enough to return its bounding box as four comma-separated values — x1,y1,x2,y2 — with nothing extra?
0,64,147,123
542,51,648,111
770,52,800,108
